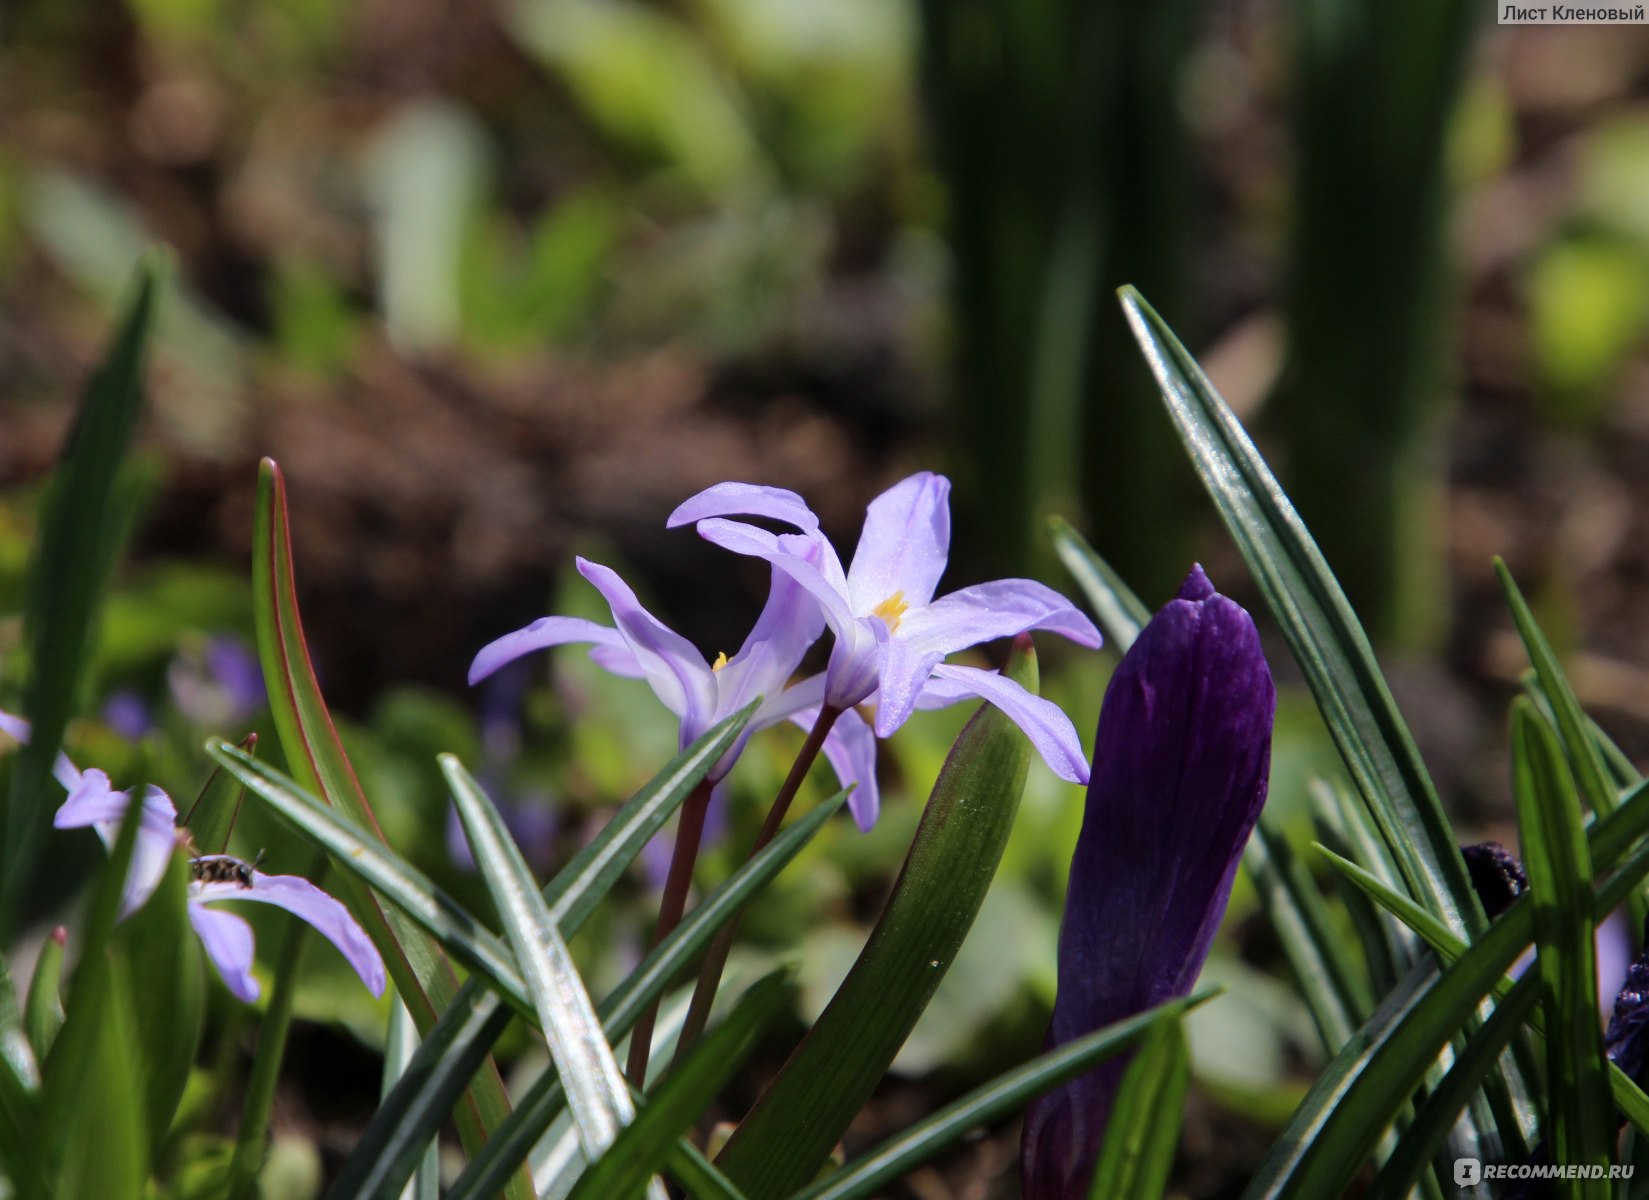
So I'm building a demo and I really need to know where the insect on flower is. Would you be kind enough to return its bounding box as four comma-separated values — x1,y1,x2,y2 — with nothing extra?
188,850,266,888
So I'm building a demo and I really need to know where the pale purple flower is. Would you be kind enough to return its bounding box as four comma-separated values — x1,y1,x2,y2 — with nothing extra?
1022,567,1274,1199
470,553,883,827
102,690,155,740
169,635,266,727
12,709,385,1005
668,474,1102,783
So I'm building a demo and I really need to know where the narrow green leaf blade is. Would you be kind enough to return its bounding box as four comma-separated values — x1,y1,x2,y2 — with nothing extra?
1511,701,1613,1192
716,640,1039,1198
1118,287,1480,938
441,756,642,1182
4,259,160,932
180,731,257,855
798,992,1216,1200
250,458,529,1199
1047,515,1149,651
447,794,848,1200
1086,1018,1190,1200
569,971,793,1200
22,931,64,1067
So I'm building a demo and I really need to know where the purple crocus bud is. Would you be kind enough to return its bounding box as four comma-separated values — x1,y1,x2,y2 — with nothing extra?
1021,566,1274,1200
1606,917,1649,1084
1461,841,1528,920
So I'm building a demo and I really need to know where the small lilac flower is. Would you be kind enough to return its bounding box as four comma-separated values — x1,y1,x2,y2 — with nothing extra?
667,473,1102,784
169,635,266,727
11,711,386,1005
1022,567,1274,1199
470,553,883,826
102,690,155,740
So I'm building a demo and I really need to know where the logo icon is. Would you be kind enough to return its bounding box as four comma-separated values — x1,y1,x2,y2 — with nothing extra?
1455,1157,1482,1188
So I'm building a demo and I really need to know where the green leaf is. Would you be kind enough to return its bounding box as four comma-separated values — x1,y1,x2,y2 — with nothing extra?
441,756,647,1190
447,794,848,1200
207,741,526,1007
715,640,1039,1198
1510,701,1613,1194
797,992,1216,1200
328,988,507,1200
1046,515,1150,651
1118,287,1481,939
22,930,64,1067
35,790,151,1200
226,905,309,1200
569,971,793,1200
0,952,41,1188
1366,974,1540,1200
179,731,257,855
1087,1017,1190,1200
3,258,160,933
1244,815,1370,1053
250,458,529,1199
112,848,205,1157
383,1001,440,1200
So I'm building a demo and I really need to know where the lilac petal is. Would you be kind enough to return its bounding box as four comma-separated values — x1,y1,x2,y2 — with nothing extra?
53,773,178,915
695,520,856,633
470,616,630,686
924,665,1090,784
1023,570,1274,1199
576,559,716,728
666,482,821,533
715,561,827,716
845,473,952,611
189,903,260,1003
809,705,880,830
196,872,387,997
751,672,828,728
868,625,944,740
587,642,647,678
901,579,1103,657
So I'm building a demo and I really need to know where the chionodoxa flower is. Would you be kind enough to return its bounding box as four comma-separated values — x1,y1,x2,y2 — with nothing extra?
1,710,385,1004
1022,566,1275,1199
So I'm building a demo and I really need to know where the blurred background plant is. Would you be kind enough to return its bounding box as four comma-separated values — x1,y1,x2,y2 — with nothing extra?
4,0,1649,1194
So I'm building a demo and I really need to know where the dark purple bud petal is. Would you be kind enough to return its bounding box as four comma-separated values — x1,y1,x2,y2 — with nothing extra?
1607,916,1649,1085
1022,566,1275,1200
1460,841,1528,920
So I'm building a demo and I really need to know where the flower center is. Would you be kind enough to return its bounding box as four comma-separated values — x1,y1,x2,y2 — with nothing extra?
871,591,909,633
711,651,730,672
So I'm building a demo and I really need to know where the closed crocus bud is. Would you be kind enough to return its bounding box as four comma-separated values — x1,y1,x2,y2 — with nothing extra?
1022,566,1275,1200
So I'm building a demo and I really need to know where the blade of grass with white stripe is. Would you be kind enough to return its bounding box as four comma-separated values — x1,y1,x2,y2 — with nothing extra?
385,1002,438,1200
1246,815,1370,1052
1509,700,1613,1190
795,991,1215,1200
446,793,848,1200
1118,287,1480,939
332,730,773,1200
441,755,655,1197
1046,516,1149,650
1366,974,1540,1200
567,970,794,1200
1311,780,1409,994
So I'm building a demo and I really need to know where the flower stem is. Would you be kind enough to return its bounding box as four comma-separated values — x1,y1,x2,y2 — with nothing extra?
673,705,842,1065
626,776,715,1086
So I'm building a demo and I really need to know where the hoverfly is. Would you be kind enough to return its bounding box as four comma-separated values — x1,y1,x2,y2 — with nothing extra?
189,849,266,889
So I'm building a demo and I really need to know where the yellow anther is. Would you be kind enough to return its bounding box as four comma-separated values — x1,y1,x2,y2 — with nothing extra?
711,651,730,672
871,590,910,632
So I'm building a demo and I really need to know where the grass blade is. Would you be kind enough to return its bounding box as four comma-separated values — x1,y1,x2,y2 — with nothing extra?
441,756,648,1192
226,906,309,1200
1510,701,1613,1191
179,731,256,855
1118,287,1480,938
446,794,848,1200
1047,516,1149,651
251,458,529,1199
568,970,793,1200
1085,1017,1190,1200
797,992,1216,1200
22,932,64,1066
715,640,1038,1198
4,259,159,933
1245,815,1370,1052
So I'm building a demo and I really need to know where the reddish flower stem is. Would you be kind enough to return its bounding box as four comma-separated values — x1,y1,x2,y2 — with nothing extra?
626,776,715,1086
672,704,843,1066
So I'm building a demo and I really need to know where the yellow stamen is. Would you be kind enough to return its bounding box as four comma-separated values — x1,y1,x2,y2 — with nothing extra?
871,590,910,633
711,651,729,672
